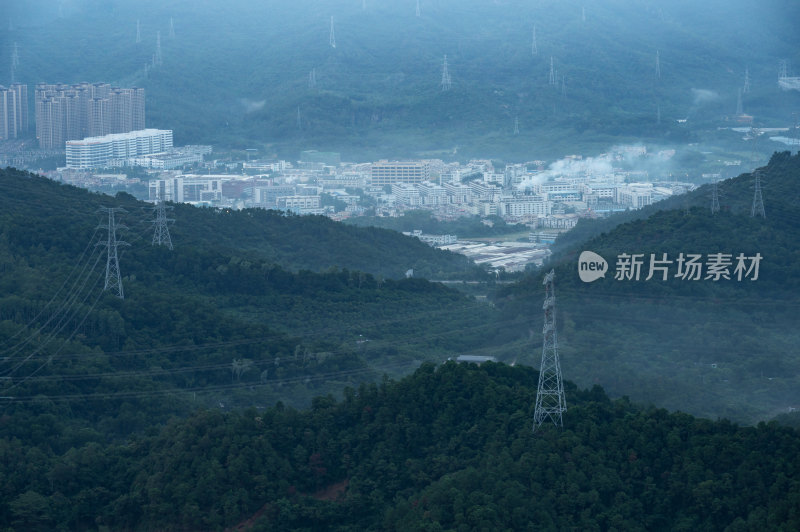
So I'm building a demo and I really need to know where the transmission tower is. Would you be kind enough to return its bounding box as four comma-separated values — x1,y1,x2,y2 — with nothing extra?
582,6,586,23
743,66,750,94
308,68,317,89
657,103,661,125
416,0,421,17
549,56,555,85
97,207,129,299
736,88,743,115
531,25,538,56
136,20,141,43
330,16,336,48
151,201,174,250
711,177,720,214
155,31,163,66
514,116,519,135
561,74,566,97
533,269,566,432
169,17,175,39
144,62,149,78
655,50,661,79
751,170,765,218
296,106,302,129
441,55,452,91
779,60,788,80
11,42,19,83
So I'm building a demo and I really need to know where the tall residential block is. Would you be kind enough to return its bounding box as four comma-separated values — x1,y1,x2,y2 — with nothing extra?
0,83,28,140
35,82,145,149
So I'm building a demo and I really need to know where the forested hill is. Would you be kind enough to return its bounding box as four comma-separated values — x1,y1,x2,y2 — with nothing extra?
5,0,800,159
495,151,800,423
0,166,504,422
0,168,480,280
4,361,800,530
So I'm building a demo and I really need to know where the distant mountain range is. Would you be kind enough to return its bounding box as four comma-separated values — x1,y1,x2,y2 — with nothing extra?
4,0,800,159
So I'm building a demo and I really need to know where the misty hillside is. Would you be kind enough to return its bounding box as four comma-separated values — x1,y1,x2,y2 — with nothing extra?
495,151,800,423
4,0,800,159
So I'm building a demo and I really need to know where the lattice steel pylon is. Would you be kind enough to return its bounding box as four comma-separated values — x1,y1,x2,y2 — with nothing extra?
97,207,130,299
711,177,720,214
441,55,452,91
151,200,174,250
533,269,566,432
751,170,765,218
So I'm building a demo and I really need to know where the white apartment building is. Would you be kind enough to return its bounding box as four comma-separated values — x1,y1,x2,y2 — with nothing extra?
418,181,447,206
616,184,653,209
444,183,472,204
391,183,422,206
497,197,552,217
66,129,173,169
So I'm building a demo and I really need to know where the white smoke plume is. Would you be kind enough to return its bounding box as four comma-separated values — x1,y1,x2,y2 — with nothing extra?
690,88,719,106
516,144,675,190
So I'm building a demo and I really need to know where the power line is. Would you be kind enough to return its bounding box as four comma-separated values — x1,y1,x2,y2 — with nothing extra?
0,228,100,353
0,243,104,364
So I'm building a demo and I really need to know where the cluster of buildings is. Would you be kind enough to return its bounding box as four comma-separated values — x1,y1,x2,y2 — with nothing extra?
35,82,145,149
39,144,696,271
121,149,691,228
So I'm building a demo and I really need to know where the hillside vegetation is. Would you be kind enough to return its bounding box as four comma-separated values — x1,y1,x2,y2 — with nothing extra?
4,362,800,530
0,168,504,425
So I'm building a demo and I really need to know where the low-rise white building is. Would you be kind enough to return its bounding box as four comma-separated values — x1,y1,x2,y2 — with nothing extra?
66,129,173,169
391,183,422,206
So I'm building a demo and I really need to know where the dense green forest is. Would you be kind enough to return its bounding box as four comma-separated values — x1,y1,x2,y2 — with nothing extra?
3,0,799,160
495,151,800,422
4,362,800,530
